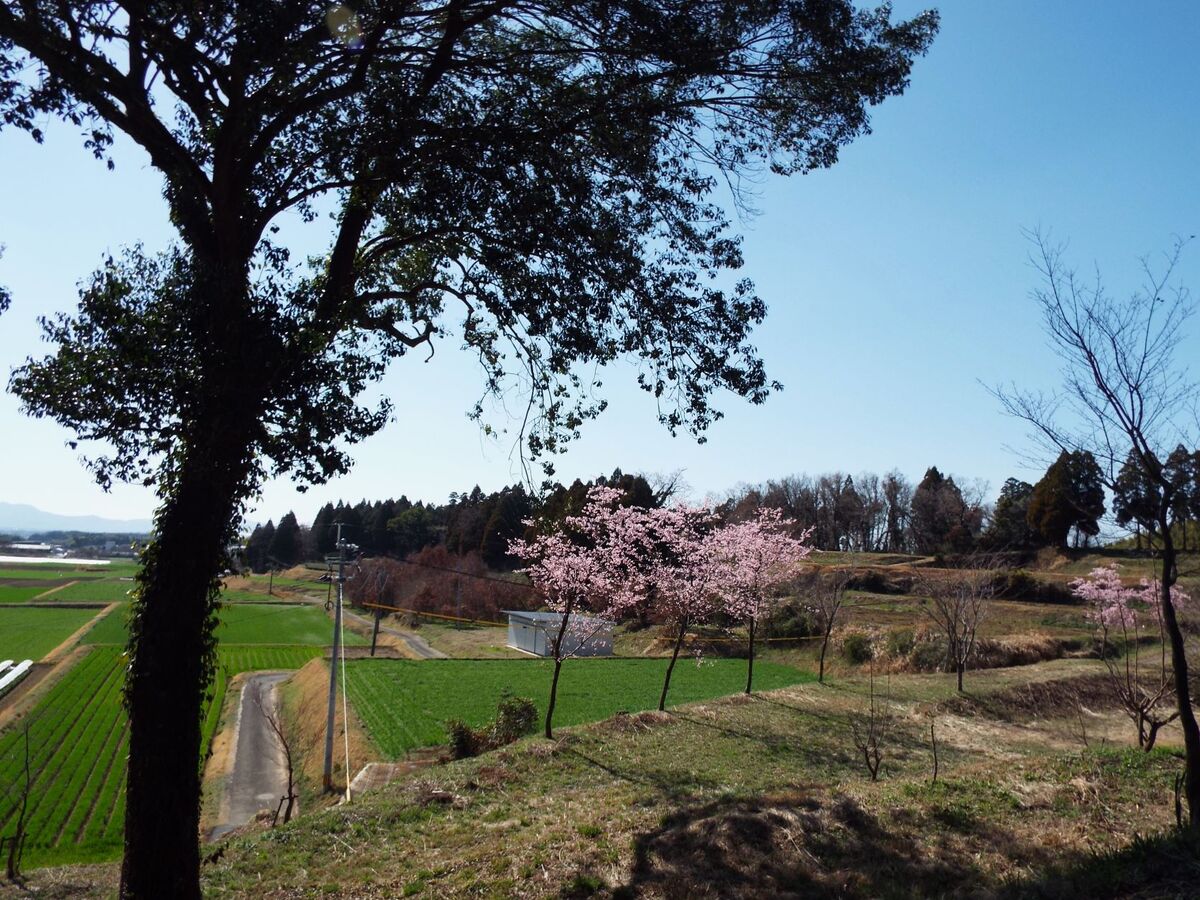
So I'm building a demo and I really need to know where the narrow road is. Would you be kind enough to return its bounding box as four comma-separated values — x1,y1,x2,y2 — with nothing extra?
211,672,294,839
342,608,447,659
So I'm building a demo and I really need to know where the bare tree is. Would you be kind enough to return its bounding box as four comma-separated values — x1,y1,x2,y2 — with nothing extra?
996,229,1200,827
809,568,852,684
919,561,996,692
849,667,892,781
249,682,297,826
3,723,30,880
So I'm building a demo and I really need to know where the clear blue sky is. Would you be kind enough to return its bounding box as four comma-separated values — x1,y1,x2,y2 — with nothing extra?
1,1,1197,527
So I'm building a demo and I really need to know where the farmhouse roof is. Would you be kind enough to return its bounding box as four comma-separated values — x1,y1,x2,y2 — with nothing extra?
502,610,613,627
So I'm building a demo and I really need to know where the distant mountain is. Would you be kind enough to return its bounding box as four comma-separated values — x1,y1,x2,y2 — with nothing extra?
0,503,153,537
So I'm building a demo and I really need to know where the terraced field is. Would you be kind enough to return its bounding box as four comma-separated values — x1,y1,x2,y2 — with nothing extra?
0,649,134,865
80,601,364,648
346,657,814,758
0,642,324,867
0,584,53,604
0,607,100,660
38,578,136,603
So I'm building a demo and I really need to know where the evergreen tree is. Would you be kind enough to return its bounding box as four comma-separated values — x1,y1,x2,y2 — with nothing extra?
311,503,336,559
1027,451,1105,549
985,478,1038,549
1114,449,1161,548
909,467,973,554
268,512,303,567
245,520,275,573
480,487,534,568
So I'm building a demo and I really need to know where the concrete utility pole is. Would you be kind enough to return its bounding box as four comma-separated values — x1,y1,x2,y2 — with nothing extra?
321,523,346,792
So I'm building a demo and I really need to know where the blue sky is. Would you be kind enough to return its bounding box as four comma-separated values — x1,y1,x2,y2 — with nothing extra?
1,1,1197,527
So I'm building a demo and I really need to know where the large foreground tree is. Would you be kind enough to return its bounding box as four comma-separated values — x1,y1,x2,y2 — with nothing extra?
997,230,1200,829
0,3,937,895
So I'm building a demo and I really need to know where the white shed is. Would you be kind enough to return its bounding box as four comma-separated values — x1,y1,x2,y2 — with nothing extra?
503,611,614,658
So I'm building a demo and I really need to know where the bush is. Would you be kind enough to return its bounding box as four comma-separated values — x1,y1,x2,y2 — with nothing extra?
446,691,538,759
841,631,874,664
909,639,948,672
770,601,820,638
885,628,915,659
490,693,538,745
445,719,487,759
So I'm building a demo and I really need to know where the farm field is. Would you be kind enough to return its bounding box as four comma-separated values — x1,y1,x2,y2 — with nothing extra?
0,642,326,868
34,578,136,603
0,607,99,661
0,585,53,604
80,601,366,647
346,657,813,758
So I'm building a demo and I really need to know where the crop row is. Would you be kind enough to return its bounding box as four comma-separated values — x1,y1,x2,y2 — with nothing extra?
0,648,127,862
0,643,325,866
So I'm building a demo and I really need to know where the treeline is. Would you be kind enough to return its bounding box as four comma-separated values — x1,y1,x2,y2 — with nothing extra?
727,447,1196,556
243,444,1200,573
242,469,667,572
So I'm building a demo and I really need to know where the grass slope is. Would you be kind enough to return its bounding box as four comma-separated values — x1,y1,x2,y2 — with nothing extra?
0,607,99,661
192,660,1190,900
346,657,812,758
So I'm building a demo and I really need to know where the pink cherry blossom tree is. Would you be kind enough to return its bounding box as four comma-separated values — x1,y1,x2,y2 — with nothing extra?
1072,563,1191,750
643,503,727,711
714,508,813,693
509,486,650,738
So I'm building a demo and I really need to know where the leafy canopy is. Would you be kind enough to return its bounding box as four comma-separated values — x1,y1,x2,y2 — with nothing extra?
2,1,938,492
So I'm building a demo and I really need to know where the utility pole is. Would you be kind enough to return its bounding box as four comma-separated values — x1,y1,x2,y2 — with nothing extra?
322,523,346,792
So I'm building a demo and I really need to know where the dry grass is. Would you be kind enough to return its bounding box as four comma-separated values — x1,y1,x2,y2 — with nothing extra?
13,655,1195,899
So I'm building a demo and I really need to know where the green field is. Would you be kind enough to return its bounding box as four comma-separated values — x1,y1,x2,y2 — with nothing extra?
346,657,813,759
0,642,325,867
39,579,136,603
0,649,135,865
0,584,52,604
82,602,364,648
0,607,99,661
218,646,323,672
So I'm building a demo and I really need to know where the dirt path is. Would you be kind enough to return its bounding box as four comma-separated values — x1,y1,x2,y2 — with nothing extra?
27,579,79,601
342,608,447,659
210,672,295,839
40,602,118,662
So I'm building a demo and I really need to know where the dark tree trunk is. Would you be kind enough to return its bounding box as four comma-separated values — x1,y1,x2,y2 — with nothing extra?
544,600,574,739
659,620,688,712
956,662,964,693
745,617,757,694
120,266,264,898
1157,535,1200,829
819,624,833,684
120,452,249,898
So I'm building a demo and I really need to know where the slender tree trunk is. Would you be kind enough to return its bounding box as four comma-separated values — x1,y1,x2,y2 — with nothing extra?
745,617,757,694
1158,537,1200,829
544,600,574,739
659,620,688,712
956,662,964,693
819,623,833,684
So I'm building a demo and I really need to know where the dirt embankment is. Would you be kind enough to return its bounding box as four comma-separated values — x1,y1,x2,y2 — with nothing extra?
279,658,382,797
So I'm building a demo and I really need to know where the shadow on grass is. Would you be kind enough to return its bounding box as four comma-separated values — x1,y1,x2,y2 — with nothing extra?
997,829,1200,899
612,791,980,899
560,746,723,800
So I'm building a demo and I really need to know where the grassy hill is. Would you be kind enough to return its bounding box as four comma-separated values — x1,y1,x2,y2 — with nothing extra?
8,657,1199,899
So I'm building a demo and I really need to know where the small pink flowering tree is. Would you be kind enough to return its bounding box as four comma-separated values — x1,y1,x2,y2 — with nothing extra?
1073,563,1190,751
714,508,813,694
643,504,727,711
509,486,649,739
